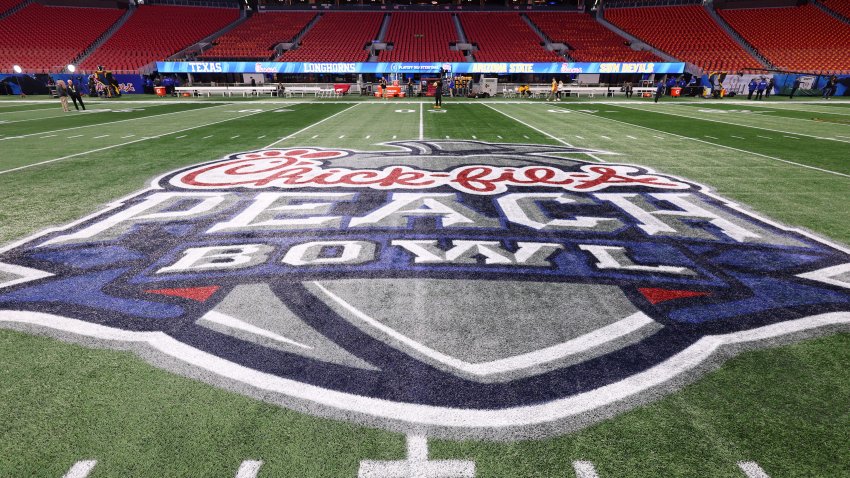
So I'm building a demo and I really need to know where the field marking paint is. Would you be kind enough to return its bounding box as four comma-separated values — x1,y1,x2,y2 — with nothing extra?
497,135,503,139
0,107,62,115
0,104,213,142
783,135,799,140
392,135,397,139
40,134,56,139
626,135,637,139
731,135,745,140
62,460,97,478
600,135,611,140
445,135,450,139
471,135,477,139
202,135,213,139
705,135,719,140
358,434,475,478
234,460,264,478
576,135,584,139
653,135,664,139
339,135,346,139
175,135,187,139
121,134,135,138
311,135,319,139
257,135,266,139
68,134,83,139
738,461,771,478
0,109,274,176
484,104,576,149
419,102,424,140
617,103,850,144
560,106,850,179
93,135,109,139
365,135,371,139
231,135,241,139
757,135,772,139
523,135,530,139
264,103,359,149
573,461,600,478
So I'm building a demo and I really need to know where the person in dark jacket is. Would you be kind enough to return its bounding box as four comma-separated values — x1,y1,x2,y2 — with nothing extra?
654,80,665,103
790,78,801,99
747,79,757,100
765,78,775,99
755,78,767,100
67,79,85,111
434,78,443,108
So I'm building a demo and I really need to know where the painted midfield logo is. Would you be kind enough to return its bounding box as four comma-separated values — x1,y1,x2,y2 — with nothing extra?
1,141,848,440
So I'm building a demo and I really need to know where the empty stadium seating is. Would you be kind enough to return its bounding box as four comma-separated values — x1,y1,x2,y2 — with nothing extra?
199,12,315,60
81,5,238,72
528,11,659,63
0,3,123,73
718,4,850,74
380,13,464,62
821,0,850,20
604,5,760,72
0,0,23,16
280,12,381,62
459,13,562,62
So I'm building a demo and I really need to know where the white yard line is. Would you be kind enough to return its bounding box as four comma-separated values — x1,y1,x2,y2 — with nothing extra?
738,461,771,478
561,107,850,179
61,460,97,478
0,104,219,142
0,109,273,176
419,102,424,140
264,103,359,149
617,103,850,144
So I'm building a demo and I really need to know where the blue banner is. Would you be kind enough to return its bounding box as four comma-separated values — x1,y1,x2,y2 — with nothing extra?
52,73,145,95
157,61,686,75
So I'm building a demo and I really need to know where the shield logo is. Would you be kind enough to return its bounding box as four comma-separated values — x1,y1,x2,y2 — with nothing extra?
1,141,848,440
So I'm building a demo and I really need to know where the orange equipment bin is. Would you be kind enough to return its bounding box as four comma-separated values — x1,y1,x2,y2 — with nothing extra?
154,86,166,96
375,85,402,98
671,87,682,97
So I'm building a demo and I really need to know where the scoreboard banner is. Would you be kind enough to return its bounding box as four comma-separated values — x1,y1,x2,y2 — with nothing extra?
156,61,686,75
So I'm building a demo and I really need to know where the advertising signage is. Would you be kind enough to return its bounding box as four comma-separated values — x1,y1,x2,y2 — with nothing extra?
156,61,686,75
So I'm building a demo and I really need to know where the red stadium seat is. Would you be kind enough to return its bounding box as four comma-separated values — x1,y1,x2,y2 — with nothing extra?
459,13,563,62
380,13,464,62
80,5,239,73
0,4,123,73
199,12,315,61
820,0,850,21
718,5,850,75
528,12,660,63
281,12,382,62
604,5,761,73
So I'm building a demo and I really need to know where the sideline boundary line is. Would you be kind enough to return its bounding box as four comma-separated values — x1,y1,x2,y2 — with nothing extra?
0,108,279,176
0,103,220,142
552,104,850,179
264,104,359,149
616,103,850,144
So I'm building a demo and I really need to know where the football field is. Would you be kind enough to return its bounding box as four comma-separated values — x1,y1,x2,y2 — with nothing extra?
0,96,848,477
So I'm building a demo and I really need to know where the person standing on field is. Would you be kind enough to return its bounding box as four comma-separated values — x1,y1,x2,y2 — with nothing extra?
434,77,443,109
747,78,757,100
55,79,69,112
67,79,85,111
756,78,766,100
654,80,664,103
547,78,557,101
790,77,801,99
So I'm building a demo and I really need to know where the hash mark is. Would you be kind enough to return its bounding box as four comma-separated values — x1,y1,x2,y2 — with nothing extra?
62,460,97,478
573,461,600,478
576,135,584,139
202,135,213,139
523,135,530,139
365,135,371,139
627,135,637,139
257,135,266,139
311,135,319,139
175,135,187,139
757,135,772,139
339,135,345,139
600,135,611,140
445,135,450,139
93,135,109,139
738,461,771,478
472,135,477,139
68,134,83,139
653,135,664,139
41,134,57,138
783,135,799,140
234,460,264,478
230,135,240,139
731,135,745,139
705,135,719,140
392,135,397,139
497,135,503,139
121,134,135,138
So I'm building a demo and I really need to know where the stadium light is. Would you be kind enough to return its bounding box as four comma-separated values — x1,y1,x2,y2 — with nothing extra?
11,65,26,97
67,64,76,73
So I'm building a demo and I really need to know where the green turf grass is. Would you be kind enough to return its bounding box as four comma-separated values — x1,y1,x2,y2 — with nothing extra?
0,97,848,477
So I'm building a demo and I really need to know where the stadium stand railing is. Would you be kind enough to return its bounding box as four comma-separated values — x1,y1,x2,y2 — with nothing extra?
198,11,316,60
458,13,563,62
604,5,762,73
79,4,239,73
379,12,464,62
0,0,27,18
814,0,850,24
527,11,660,63
718,4,850,75
279,12,382,63
0,3,124,73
